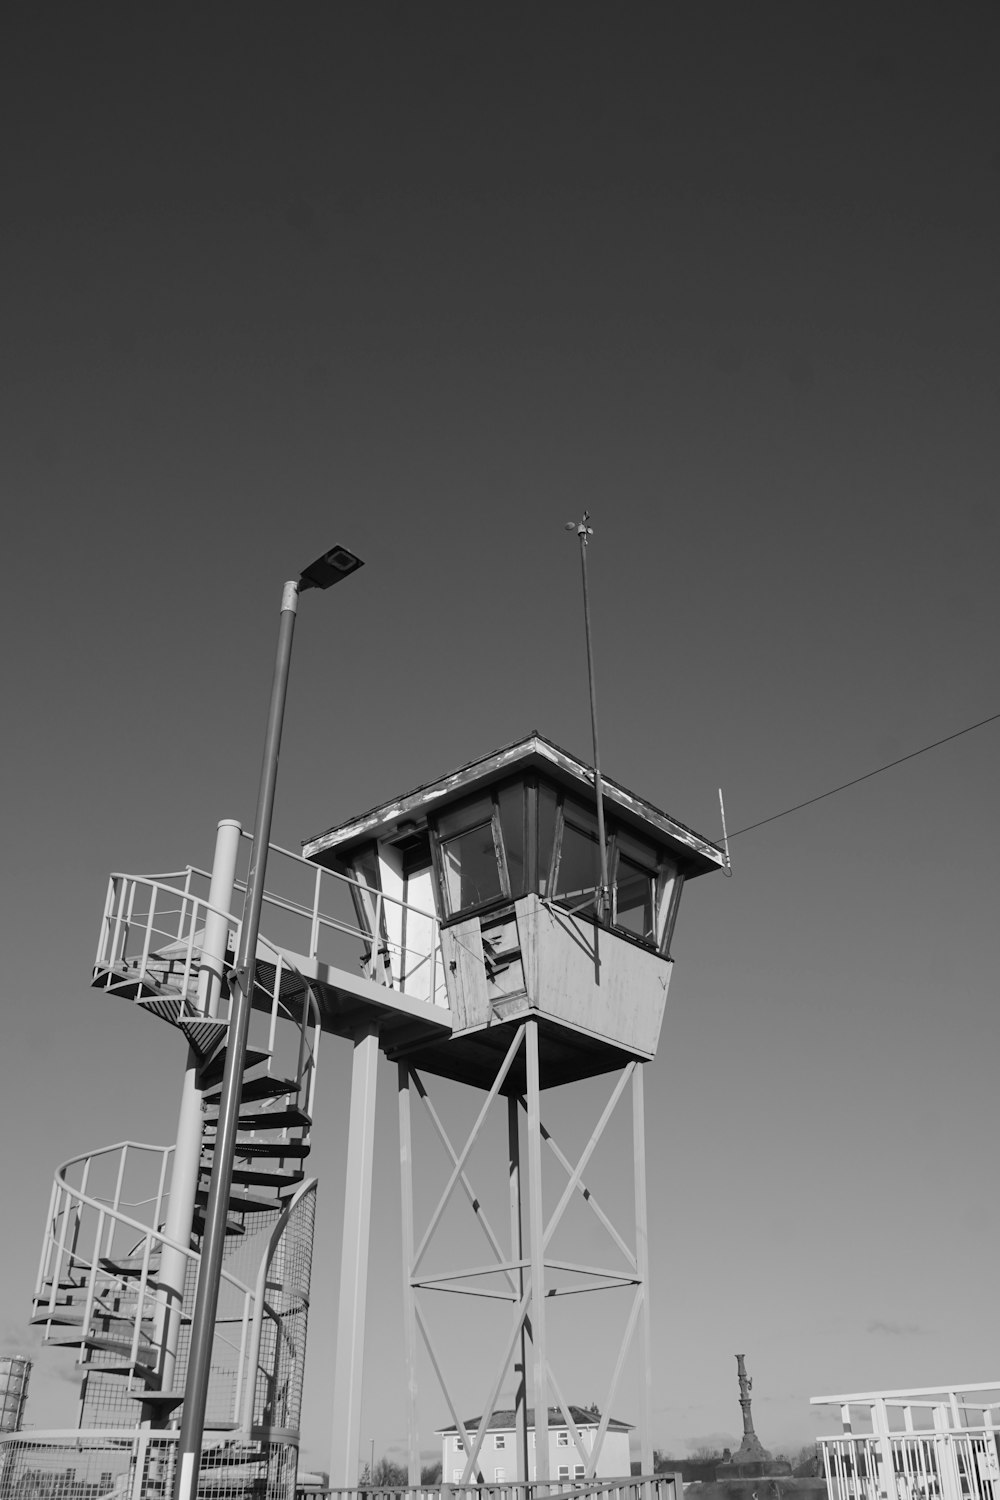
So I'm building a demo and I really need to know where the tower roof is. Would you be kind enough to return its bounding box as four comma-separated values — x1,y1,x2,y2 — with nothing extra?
303,731,724,878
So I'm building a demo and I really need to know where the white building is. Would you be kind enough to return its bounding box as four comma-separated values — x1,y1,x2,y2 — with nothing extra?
438,1407,633,1484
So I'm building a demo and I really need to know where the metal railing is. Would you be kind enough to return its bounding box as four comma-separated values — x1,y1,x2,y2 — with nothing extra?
294,1480,681,1500
94,877,323,1107
812,1383,1000,1500
0,1429,301,1500
33,1137,317,1435
33,1140,257,1413
95,841,446,1015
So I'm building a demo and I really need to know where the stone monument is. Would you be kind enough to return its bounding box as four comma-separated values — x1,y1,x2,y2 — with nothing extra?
715,1355,791,1481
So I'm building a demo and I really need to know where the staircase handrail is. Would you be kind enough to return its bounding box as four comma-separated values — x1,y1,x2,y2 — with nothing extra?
95,876,322,1088
241,1175,318,1434
44,1139,255,1299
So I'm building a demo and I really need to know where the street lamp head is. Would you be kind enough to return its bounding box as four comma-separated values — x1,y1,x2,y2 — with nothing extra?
299,545,364,592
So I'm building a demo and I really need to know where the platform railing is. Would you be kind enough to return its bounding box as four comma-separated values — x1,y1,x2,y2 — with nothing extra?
94,877,324,1095
96,844,446,1016
812,1383,1000,1500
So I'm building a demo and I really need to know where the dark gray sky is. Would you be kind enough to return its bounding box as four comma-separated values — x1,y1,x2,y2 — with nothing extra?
4,1,1000,1469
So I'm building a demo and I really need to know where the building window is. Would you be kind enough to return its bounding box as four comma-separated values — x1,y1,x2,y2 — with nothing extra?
558,1467,570,1481
551,810,601,916
455,1439,464,1452
574,1466,586,1480
434,785,530,922
441,820,503,913
494,1435,506,1450
613,851,655,942
494,1469,506,1483
556,1432,569,1448
452,1470,463,1484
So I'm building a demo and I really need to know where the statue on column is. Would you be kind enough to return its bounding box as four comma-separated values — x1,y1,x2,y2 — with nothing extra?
715,1355,790,1480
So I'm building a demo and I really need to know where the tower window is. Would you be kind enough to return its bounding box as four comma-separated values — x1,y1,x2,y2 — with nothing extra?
440,822,503,912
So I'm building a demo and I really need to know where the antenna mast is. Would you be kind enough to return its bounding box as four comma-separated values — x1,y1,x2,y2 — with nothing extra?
566,512,610,922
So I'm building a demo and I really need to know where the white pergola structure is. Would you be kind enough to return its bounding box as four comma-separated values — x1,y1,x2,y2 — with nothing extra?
303,733,726,1486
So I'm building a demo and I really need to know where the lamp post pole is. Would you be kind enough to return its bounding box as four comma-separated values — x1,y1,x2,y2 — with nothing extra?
174,547,362,1500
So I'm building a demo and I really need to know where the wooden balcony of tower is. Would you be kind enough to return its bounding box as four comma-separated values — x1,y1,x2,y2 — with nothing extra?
296,732,726,1092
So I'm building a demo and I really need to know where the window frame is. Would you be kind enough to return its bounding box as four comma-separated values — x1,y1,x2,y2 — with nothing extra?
494,1435,506,1450
426,774,678,956
607,839,657,946
431,783,524,924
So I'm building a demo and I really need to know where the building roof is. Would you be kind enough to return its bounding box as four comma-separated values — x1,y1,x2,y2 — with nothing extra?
303,731,725,878
437,1406,633,1434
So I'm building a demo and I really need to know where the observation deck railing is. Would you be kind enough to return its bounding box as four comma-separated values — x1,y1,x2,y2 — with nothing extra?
811,1382,1000,1500
95,834,446,1016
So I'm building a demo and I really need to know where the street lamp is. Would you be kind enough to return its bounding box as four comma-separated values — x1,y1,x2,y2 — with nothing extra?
174,545,364,1500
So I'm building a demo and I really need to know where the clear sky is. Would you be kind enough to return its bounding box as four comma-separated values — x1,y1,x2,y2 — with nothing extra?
3,0,1000,1476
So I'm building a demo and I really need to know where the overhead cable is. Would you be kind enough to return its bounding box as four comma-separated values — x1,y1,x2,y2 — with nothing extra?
726,709,1000,841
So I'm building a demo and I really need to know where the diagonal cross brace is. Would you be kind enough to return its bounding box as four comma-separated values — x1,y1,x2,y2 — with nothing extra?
412,1024,526,1275
540,1062,635,1251
524,1091,637,1272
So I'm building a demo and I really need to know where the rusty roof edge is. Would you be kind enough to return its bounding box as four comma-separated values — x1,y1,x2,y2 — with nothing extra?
302,731,725,869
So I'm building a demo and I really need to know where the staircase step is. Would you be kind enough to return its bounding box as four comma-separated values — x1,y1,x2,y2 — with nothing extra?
128,1390,184,1411
47,1332,156,1356
230,1106,312,1131
89,1360,159,1384
135,994,191,1025
99,1255,161,1277
31,1309,85,1326
92,964,165,1002
178,1017,229,1059
202,1073,298,1105
202,1137,308,1164
191,1209,246,1237
198,1047,271,1091
195,1186,281,1215
224,1165,305,1190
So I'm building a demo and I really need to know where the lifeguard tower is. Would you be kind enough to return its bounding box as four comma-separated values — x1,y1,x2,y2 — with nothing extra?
303,732,725,1486
2,731,723,1500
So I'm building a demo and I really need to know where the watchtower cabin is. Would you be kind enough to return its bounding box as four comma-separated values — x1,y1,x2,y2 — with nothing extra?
302,733,725,1091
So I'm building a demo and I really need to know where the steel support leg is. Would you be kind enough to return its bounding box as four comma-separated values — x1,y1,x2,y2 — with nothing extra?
633,1064,653,1475
330,1022,380,1487
525,1020,548,1480
508,1095,530,1487
399,1063,420,1487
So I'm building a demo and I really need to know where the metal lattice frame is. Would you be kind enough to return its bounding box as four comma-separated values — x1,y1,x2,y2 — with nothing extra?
397,1018,653,1486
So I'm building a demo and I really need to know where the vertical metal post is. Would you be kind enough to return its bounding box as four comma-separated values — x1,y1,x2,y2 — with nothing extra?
570,515,610,922
508,1097,530,1487
398,1064,420,1487
632,1066,652,1476
156,819,242,1400
525,1020,549,1480
174,583,300,1500
330,1022,381,1486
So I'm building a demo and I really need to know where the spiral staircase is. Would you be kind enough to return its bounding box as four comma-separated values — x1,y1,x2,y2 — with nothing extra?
18,863,322,1500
